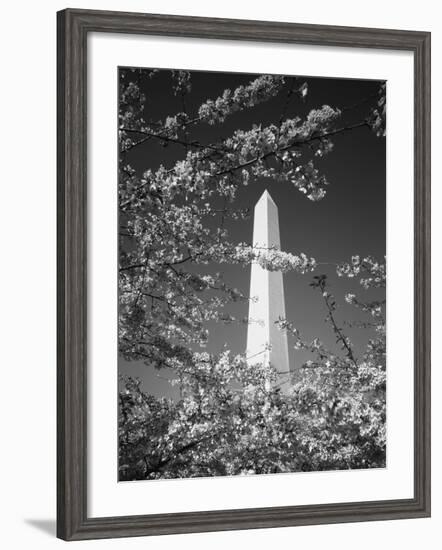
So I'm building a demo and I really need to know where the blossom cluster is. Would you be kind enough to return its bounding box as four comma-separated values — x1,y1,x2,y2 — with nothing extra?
368,83,386,137
198,75,286,124
337,255,386,288
235,245,316,273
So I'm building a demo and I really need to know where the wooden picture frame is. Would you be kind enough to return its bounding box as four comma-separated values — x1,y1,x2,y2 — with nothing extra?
57,8,431,541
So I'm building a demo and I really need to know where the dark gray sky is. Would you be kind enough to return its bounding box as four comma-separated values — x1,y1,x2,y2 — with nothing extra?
119,68,386,397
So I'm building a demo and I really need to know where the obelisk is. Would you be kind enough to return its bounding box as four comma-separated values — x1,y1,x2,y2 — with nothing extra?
246,190,290,391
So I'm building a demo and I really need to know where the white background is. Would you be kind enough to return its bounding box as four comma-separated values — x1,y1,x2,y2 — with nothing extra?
0,0,439,548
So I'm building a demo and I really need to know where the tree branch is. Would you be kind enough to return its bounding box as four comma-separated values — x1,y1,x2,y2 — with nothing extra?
313,275,358,367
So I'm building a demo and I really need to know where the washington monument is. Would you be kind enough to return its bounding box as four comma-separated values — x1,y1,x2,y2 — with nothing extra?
246,190,290,391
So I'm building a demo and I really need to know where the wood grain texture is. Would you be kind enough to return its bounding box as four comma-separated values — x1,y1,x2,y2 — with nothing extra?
56,8,431,541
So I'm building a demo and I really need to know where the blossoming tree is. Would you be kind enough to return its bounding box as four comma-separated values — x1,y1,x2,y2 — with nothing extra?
118,69,386,480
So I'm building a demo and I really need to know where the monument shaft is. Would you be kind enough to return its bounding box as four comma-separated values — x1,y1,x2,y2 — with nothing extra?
246,190,290,390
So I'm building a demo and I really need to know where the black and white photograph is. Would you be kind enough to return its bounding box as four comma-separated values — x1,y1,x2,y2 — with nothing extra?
0,0,435,546
118,67,387,482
